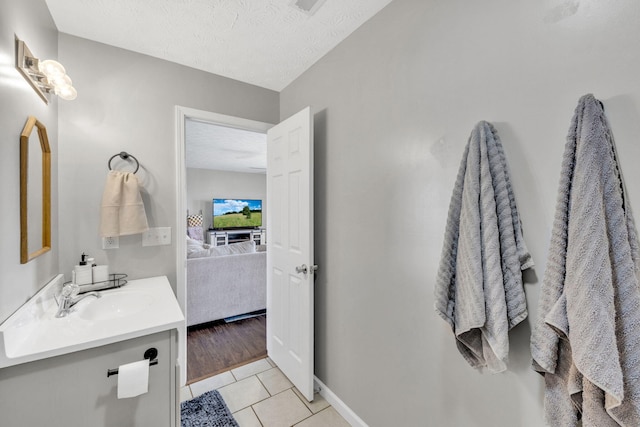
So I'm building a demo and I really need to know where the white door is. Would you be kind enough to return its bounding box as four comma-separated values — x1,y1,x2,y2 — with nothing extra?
266,107,315,401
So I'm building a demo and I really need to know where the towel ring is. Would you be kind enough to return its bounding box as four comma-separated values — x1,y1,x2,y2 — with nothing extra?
108,151,139,174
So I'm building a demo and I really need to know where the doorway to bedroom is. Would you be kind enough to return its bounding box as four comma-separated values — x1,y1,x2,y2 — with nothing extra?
182,114,271,384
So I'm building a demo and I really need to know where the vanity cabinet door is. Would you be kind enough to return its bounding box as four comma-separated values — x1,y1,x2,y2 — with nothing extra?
0,331,176,427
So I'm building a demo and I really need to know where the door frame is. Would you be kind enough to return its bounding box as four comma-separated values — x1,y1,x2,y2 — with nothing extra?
174,106,273,385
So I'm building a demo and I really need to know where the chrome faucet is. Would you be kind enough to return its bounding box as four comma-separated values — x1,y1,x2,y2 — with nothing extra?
55,283,101,318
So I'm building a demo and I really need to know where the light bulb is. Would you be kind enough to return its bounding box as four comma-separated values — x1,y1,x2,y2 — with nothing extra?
38,59,66,78
55,85,77,101
50,74,72,88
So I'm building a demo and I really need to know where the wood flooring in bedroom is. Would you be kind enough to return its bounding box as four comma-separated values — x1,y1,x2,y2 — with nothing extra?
186,313,267,384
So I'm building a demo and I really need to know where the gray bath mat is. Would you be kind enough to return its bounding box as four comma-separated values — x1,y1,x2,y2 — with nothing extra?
181,389,239,427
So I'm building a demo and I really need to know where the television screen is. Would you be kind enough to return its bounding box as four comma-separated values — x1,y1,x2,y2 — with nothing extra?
213,199,262,229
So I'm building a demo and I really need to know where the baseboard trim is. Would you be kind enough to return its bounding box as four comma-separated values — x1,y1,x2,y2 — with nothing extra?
313,376,369,427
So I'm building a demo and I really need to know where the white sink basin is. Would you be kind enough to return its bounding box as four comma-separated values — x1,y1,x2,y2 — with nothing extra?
0,275,184,368
76,289,155,321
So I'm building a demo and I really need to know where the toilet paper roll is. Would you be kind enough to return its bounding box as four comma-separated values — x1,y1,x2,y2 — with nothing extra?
117,359,150,399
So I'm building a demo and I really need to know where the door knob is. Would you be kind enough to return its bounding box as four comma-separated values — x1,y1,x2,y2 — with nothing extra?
295,264,319,275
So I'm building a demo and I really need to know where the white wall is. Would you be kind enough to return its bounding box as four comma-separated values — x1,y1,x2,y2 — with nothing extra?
57,35,279,288
0,0,59,322
281,0,640,425
186,168,266,231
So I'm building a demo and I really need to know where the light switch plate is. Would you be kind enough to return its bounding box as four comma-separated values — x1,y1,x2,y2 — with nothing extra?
142,227,171,246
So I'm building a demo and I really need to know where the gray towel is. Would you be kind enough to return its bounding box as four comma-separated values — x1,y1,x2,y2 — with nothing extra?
530,94,640,426
435,121,533,373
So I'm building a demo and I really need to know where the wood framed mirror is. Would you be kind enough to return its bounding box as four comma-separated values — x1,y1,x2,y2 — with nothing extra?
20,116,51,264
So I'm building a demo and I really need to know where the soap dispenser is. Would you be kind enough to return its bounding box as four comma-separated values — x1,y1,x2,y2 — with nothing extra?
73,253,93,285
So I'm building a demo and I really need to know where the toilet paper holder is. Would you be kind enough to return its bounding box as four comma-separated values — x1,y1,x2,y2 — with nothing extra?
107,348,158,377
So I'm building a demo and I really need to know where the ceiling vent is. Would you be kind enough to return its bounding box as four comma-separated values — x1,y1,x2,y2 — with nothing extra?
291,0,327,15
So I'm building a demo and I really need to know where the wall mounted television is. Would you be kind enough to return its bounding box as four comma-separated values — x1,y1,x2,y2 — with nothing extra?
212,199,262,230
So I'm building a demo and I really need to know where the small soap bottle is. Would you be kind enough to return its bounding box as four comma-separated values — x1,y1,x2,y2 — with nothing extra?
73,253,93,285
86,257,96,283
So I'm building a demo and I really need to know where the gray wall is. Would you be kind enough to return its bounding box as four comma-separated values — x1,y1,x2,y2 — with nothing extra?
5,1,640,425
57,35,279,287
0,0,59,322
280,0,640,425
186,168,266,231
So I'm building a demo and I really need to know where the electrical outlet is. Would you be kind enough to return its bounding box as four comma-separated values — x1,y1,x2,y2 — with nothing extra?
102,236,119,249
142,227,171,246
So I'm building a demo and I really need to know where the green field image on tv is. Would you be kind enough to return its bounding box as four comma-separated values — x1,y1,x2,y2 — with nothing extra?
213,199,262,229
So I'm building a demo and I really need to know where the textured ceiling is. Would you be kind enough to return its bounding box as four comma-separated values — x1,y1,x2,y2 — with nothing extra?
44,0,394,91
185,119,267,173
44,0,394,172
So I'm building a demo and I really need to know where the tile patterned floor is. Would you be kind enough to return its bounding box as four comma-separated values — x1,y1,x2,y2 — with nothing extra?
181,358,351,427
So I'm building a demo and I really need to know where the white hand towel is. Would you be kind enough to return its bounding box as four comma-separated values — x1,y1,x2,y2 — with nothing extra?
100,170,149,237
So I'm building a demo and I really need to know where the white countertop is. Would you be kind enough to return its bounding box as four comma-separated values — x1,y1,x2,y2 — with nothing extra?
0,275,184,369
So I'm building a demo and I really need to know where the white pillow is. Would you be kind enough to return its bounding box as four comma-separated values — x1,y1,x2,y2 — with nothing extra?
186,236,210,257
208,240,256,257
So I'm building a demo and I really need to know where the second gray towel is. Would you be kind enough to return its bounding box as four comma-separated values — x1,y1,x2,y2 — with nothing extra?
531,94,640,426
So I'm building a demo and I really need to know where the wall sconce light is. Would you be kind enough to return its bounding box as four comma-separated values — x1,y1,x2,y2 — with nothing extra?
15,36,77,104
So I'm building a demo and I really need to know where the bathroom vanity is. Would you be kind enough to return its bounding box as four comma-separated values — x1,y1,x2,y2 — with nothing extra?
0,275,184,427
